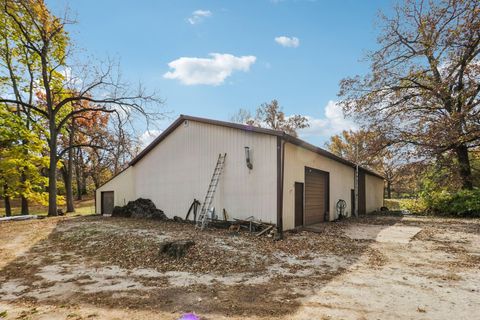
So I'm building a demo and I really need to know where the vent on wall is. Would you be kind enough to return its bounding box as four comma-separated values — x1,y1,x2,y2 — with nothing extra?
184,120,189,127
245,146,253,170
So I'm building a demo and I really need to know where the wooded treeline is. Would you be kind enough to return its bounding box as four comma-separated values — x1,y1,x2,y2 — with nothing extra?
233,0,480,212
1,0,479,217
330,0,480,213
0,0,162,216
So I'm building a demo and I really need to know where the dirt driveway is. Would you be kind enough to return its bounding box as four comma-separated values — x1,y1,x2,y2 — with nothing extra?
0,215,479,319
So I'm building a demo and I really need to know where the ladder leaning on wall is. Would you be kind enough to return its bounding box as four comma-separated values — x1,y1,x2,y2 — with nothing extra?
196,153,227,230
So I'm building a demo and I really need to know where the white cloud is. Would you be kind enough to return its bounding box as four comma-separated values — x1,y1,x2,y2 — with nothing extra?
275,36,300,48
299,100,357,139
139,129,161,147
163,53,256,86
187,9,212,25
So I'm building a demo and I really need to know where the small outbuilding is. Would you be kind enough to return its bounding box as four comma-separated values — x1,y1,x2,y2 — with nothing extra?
95,115,384,230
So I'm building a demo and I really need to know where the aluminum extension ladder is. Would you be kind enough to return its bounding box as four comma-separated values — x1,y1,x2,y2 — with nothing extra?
196,153,227,230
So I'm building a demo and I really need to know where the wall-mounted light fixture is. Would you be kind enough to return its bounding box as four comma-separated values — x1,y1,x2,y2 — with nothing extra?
245,146,253,170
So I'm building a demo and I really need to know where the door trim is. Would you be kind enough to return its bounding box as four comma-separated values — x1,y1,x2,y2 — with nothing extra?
101,191,114,215
304,167,330,223
351,189,355,217
294,182,304,227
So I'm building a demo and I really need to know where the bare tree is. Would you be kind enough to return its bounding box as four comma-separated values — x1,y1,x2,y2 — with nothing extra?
0,0,164,215
231,100,310,137
326,129,404,198
339,0,480,189
230,108,253,124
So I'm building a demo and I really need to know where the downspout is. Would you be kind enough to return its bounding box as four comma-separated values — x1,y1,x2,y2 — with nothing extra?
276,136,285,238
281,137,285,232
354,143,359,218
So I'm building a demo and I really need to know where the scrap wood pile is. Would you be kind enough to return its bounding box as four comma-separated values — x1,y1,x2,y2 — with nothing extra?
192,215,276,237
230,216,277,237
182,199,276,237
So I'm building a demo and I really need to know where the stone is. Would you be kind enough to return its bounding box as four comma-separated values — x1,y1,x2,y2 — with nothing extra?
159,239,195,258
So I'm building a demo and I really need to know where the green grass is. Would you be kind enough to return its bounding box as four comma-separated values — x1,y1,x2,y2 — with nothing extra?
0,198,95,217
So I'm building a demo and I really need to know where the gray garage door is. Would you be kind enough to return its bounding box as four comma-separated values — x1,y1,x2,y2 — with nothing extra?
101,191,114,215
304,167,329,224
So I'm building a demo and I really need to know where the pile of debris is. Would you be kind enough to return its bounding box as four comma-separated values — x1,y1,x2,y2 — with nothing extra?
112,198,167,220
229,216,277,238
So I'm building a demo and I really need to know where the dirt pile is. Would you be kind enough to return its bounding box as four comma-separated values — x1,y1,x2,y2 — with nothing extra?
112,198,167,220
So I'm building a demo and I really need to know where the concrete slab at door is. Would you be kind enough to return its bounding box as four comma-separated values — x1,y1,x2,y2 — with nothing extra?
345,224,422,244
101,191,114,215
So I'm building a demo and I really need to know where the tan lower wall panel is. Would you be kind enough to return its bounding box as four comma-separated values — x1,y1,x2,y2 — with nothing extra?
283,142,355,230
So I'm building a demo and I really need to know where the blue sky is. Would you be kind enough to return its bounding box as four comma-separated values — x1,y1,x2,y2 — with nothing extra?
48,0,394,146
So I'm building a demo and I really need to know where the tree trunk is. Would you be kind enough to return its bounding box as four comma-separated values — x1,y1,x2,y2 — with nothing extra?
75,168,82,200
66,162,74,213
20,138,29,215
3,184,12,217
62,164,75,213
92,175,100,190
79,150,87,196
455,144,473,190
21,195,29,215
20,164,29,215
386,180,392,199
81,168,87,196
75,149,83,201
64,125,75,213
48,124,58,216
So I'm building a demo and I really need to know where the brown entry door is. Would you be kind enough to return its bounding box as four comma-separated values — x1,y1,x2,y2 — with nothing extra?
294,182,304,227
304,167,329,225
101,191,114,215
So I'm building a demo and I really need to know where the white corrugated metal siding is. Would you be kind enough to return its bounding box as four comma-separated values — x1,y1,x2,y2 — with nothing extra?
133,120,278,223
95,166,135,213
365,173,384,212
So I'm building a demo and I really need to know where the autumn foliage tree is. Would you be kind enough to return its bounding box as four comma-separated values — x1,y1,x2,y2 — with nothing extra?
69,108,110,200
326,129,406,198
0,0,163,215
339,0,480,190
57,100,110,212
0,106,48,216
231,100,310,137
326,130,383,168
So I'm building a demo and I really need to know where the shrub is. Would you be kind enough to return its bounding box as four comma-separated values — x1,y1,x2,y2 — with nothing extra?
383,199,402,210
402,198,428,214
447,189,480,217
407,188,480,217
